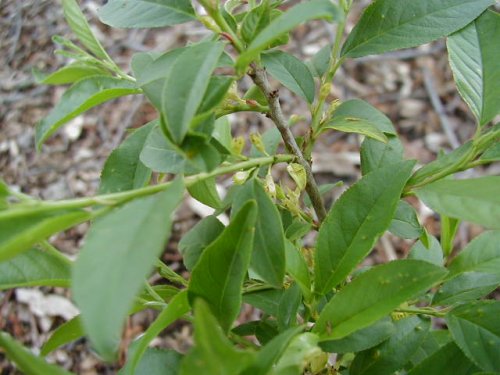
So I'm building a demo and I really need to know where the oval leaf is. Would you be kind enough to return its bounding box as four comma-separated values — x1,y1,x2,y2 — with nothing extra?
261,50,315,103
0,248,70,290
99,121,156,194
314,260,447,340
98,0,196,28
447,10,500,127
341,0,495,58
33,62,109,85
0,332,72,375
446,301,500,372
73,179,184,361
188,201,257,332
415,176,500,229
36,76,140,149
237,0,341,70
314,160,414,294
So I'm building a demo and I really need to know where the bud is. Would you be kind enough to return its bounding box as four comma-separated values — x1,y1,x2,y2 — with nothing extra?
233,170,252,185
264,173,276,199
320,82,332,99
231,136,245,155
287,163,307,191
198,16,221,33
250,133,267,155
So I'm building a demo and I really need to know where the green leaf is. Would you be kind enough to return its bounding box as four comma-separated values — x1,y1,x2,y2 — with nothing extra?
237,0,341,70
188,201,257,332
261,50,315,103
446,301,500,372
408,235,444,266
0,248,70,290
360,136,404,175
212,116,233,153
272,332,322,374
409,329,453,367
73,179,184,361
447,10,500,126
277,283,302,332
180,299,254,375
314,161,414,294
307,44,331,77
328,99,397,135
481,143,500,163
41,316,83,356
120,348,182,375
99,121,156,194
62,0,109,60
314,260,447,340
408,141,473,186
447,231,500,277
322,118,388,143
0,209,91,263
35,76,140,149
436,231,500,301
243,289,284,317
162,42,224,144
408,342,480,375
350,316,430,375
319,317,395,354
241,326,303,375
341,0,495,58
285,241,312,301
389,200,424,239
187,178,222,209
197,76,233,115
178,216,224,271
433,272,500,305
0,331,72,375
139,126,185,174
241,2,271,44
33,62,108,85
415,176,500,229
232,179,286,288
125,291,189,374
98,0,195,28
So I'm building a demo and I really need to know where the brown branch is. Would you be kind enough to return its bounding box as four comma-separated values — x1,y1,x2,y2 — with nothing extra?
249,65,327,223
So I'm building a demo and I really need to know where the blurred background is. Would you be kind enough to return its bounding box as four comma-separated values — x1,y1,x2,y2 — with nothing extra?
1,0,498,373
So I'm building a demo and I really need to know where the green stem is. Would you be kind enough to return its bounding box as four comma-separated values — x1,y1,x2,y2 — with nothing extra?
0,155,293,219
38,240,72,266
157,260,189,287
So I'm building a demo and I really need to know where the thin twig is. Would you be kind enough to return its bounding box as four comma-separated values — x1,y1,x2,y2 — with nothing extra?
249,65,327,222
422,66,461,149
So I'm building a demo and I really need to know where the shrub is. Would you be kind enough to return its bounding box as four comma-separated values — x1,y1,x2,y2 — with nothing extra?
1,0,499,373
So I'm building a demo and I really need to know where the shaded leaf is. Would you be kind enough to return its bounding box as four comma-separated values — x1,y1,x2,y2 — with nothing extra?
277,283,302,332
187,178,222,209
33,63,108,85
99,121,156,194
180,300,254,375
120,348,182,375
178,216,225,271
350,316,430,375
360,136,404,175
243,289,284,317
389,200,424,239
319,317,395,354
407,236,444,266
285,241,312,301
447,301,500,372
433,272,500,305
41,316,83,356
